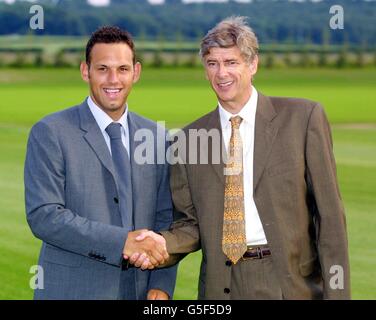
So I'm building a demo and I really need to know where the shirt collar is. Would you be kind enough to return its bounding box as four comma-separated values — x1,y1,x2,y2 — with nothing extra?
87,95,128,133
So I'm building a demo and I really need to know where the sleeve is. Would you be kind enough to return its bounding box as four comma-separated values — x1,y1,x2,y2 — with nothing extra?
24,121,128,267
305,103,351,299
159,145,201,266
147,136,178,298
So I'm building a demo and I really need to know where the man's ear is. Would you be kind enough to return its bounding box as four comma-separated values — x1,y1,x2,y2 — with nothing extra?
133,62,142,83
250,55,258,76
80,61,90,83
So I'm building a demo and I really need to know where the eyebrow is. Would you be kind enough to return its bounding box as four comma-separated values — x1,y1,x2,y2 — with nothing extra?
94,64,131,68
206,58,238,63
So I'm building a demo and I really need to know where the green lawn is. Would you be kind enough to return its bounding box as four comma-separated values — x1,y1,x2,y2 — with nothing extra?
0,67,375,299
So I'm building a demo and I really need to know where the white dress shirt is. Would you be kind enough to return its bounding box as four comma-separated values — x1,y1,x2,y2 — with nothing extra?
87,96,130,156
218,86,268,246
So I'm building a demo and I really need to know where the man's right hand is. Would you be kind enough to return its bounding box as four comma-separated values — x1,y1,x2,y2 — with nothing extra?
123,229,168,270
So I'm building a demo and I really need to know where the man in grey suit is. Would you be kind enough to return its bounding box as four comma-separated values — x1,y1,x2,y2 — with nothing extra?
129,17,350,299
24,26,177,300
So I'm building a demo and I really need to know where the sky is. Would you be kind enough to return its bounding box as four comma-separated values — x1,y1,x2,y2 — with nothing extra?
86,0,251,5
0,0,258,4
1,0,374,6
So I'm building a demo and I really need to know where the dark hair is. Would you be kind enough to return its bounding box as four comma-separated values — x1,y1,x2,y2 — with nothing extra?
85,26,136,65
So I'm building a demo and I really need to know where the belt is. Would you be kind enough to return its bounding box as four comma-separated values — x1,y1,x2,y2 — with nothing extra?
242,246,271,260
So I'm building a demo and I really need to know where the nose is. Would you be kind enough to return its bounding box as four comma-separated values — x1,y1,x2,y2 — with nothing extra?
107,69,120,84
217,63,228,78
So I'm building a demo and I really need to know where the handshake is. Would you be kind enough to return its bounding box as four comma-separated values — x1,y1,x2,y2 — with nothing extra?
123,229,169,270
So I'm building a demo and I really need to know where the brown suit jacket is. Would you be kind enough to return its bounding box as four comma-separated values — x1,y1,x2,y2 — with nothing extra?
162,93,350,299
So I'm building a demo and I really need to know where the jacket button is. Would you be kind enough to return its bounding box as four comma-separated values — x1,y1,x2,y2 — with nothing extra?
225,260,232,267
114,197,119,204
224,288,230,294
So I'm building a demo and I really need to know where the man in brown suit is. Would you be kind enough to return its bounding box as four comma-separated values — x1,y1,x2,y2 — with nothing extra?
127,16,350,300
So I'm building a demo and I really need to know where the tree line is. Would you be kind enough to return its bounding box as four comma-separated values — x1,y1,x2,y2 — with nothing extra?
2,45,375,69
0,0,375,47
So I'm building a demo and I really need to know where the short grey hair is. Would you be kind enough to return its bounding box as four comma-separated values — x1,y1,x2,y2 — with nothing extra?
199,16,259,63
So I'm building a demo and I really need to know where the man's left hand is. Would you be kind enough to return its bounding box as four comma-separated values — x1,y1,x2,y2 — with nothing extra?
147,289,169,300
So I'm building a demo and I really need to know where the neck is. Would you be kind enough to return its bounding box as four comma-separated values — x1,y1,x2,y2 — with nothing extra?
221,103,245,115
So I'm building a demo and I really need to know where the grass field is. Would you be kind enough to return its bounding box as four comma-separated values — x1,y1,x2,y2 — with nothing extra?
0,67,375,299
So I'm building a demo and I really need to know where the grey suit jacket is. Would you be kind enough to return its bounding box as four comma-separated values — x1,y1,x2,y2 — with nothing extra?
162,93,350,300
24,100,177,299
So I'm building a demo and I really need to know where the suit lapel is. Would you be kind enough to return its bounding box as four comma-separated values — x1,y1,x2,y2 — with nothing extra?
253,93,278,192
127,112,150,229
78,101,117,181
203,108,225,186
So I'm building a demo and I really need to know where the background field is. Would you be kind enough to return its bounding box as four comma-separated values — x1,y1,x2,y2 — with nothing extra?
0,67,375,299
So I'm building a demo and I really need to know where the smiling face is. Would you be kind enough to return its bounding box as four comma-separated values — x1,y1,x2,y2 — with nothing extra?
204,46,258,113
80,42,141,120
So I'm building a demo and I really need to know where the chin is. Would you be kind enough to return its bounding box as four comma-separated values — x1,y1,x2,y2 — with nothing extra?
106,101,122,108
219,96,234,104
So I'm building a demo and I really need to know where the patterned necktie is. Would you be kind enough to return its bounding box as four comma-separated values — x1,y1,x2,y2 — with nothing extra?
222,116,247,264
106,122,133,230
